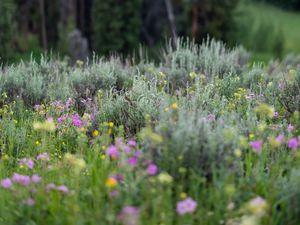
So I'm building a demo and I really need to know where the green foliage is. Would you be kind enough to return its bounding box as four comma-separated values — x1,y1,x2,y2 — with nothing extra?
0,0,16,63
92,0,142,56
1,40,300,225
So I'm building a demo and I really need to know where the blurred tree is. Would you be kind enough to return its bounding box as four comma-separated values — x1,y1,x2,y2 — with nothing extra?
92,0,142,56
256,0,300,10
187,0,239,43
0,0,16,62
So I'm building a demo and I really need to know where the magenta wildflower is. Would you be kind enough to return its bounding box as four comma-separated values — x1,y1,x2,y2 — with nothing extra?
22,198,35,206
118,206,140,225
127,139,137,147
37,152,50,161
19,158,34,169
288,124,294,132
128,157,138,167
250,140,263,153
288,138,298,150
274,111,279,117
106,145,119,159
147,164,158,176
276,134,285,144
72,114,82,127
176,198,197,215
12,173,31,186
31,175,42,183
123,145,131,154
1,178,13,189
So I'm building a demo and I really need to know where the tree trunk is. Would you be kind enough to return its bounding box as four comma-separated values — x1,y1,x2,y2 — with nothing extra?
40,0,48,49
164,0,177,46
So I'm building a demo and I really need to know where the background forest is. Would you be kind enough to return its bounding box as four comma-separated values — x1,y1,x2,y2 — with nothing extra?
1,0,300,63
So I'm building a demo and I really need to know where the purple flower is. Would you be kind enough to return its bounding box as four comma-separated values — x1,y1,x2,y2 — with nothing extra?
1,178,13,189
37,152,50,161
128,157,138,167
106,145,119,160
250,140,263,153
147,164,158,176
123,145,131,154
274,111,279,117
176,198,197,215
31,175,42,183
276,134,285,144
72,114,82,127
127,139,137,147
12,173,31,186
207,113,216,122
34,104,41,111
19,158,34,169
46,183,56,192
118,206,140,225
288,124,294,132
22,198,35,206
56,185,69,193
288,138,298,150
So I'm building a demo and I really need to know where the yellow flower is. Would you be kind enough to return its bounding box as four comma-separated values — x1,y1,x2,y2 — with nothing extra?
100,154,106,160
189,72,197,79
105,177,118,188
164,107,169,112
249,133,255,140
33,120,55,132
171,103,178,109
35,140,40,145
254,103,275,119
158,172,173,184
92,130,99,137
180,192,187,199
234,149,242,157
108,122,114,128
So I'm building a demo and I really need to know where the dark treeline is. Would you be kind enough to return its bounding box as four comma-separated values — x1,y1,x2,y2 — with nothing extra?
1,0,299,63
0,0,240,63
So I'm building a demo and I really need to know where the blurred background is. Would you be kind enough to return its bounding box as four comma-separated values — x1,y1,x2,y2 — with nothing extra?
0,0,300,64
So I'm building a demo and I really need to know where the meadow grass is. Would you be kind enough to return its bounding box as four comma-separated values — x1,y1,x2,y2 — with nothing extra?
0,39,300,225
236,1,300,61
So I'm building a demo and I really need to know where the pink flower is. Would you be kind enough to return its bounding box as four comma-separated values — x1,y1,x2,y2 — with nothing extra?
127,139,137,147
128,157,138,167
37,152,50,161
19,158,34,169
72,114,82,127
22,198,35,206
31,175,42,183
207,113,216,122
276,134,285,144
106,145,119,159
176,198,197,215
12,173,31,186
118,206,140,225
250,140,263,153
46,183,56,192
56,185,69,193
288,124,294,132
1,178,13,189
147,164,158,176
288,138,298,150
274,112,279,117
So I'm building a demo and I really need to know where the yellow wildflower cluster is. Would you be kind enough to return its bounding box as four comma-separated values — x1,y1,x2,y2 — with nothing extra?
64,153,86,174
33,120,55,132
254,103,275,119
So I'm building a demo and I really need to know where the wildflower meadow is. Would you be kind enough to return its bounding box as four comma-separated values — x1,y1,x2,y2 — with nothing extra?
1,39,300,225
